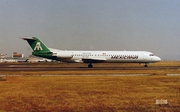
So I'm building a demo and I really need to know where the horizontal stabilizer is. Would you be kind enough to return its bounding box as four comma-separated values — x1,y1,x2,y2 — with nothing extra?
22,37,36,40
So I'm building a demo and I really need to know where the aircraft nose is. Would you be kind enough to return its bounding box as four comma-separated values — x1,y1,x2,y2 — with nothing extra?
153,56,161,62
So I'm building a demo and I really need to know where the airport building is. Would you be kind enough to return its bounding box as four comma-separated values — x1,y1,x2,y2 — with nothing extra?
0,52,26,63
0,52,53,63
12,52,24,58
0,54,7,58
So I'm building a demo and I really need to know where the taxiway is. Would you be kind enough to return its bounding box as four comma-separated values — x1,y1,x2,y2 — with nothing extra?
0,63,179,71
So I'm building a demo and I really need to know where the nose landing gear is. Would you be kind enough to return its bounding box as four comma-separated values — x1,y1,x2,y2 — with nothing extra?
88,63,93,68
144,63,149,67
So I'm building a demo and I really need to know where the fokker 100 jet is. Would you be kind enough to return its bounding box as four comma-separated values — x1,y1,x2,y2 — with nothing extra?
22,37,161,68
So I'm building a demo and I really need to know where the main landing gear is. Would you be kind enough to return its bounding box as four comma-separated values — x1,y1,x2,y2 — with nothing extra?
88,63,93,68
144,63,149,67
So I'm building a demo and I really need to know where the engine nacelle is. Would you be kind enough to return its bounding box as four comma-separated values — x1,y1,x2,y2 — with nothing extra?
53,52,73,58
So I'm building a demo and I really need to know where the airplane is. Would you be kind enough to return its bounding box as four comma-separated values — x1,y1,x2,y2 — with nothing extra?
22,37,161,68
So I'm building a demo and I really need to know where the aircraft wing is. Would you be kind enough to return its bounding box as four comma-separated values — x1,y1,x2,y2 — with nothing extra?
82,58,107,63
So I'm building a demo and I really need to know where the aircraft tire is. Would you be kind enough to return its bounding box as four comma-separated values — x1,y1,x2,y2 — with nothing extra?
88,64,93,68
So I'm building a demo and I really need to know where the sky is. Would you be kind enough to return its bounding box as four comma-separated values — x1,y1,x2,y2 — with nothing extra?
0,0,180,60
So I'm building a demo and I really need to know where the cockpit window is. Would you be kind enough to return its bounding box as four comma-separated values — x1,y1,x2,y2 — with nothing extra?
149,54,154,56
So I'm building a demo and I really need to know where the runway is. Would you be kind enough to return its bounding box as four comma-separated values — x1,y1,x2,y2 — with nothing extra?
0,63,179,71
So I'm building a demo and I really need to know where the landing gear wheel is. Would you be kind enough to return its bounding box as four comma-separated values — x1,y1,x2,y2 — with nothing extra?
144,64,148,67
88,63,93,68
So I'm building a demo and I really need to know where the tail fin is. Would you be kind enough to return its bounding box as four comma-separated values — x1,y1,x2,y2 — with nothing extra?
22,37,52,57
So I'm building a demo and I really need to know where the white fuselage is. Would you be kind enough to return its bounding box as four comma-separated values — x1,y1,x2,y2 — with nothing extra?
51,49,161,63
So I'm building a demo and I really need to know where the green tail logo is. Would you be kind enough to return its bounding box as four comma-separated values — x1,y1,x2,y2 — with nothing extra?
34,42,43,51
23,37,51,53
23,37,53,58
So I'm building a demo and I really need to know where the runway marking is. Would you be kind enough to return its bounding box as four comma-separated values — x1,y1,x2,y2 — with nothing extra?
0,74,151,76
167,74,180,76
1,74,180,76
41,74,151,76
